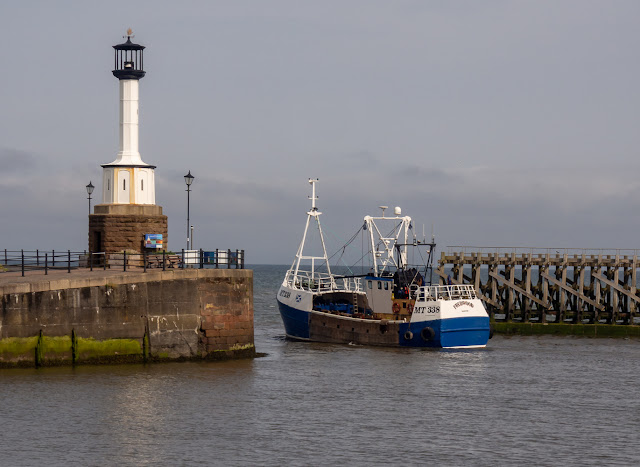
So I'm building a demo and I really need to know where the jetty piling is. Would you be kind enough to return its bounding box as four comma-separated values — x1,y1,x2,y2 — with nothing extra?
438,248,640,325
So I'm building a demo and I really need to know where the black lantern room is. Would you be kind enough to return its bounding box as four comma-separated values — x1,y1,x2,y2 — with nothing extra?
112,29,145,80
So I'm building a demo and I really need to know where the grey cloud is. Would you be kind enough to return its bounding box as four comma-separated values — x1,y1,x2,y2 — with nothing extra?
397,165,452,182
342,150,379,166
0,147,36,173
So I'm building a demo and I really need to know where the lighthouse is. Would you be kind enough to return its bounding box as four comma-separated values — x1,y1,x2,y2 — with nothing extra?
102,30,155,205
89,31,167,257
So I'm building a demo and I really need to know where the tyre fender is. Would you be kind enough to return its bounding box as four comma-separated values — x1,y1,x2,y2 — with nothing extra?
420,326,435,342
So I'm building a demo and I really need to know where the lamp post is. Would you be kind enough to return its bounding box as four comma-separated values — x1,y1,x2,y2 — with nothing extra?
86,181,95,215
184,170,194,250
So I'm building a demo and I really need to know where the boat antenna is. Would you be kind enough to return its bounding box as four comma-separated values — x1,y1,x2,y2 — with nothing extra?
309,177,319,211
429,224,436,285
379,205,387,217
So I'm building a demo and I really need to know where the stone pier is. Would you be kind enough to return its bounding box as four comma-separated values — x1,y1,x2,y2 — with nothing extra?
0,268,254,367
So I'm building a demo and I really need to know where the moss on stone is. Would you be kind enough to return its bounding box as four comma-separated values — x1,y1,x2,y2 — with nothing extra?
142,331,149,362
71,329,78,363
77,337,142,358
0,336,40,357
35,331,44,367
1,335,257,367
42,336,73,355
228,343,254,351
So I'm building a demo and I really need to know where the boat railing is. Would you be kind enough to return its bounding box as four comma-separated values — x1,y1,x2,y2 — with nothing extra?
283,269,363,292
417,284,478,301
339,276,363,293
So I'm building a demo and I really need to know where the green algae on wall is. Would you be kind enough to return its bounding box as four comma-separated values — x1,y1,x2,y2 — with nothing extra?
0,336,40,358
42,336,73,354
0,334,143,368
77,337,142,359
0,334,73,367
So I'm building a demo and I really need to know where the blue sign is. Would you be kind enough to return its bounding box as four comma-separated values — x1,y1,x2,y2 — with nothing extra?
144,234,163,249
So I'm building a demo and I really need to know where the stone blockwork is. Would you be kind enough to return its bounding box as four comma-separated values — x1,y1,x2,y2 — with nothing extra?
0,269,254,367
89,204,168,255
199,275,254,352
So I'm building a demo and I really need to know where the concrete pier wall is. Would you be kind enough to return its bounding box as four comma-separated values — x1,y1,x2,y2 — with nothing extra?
0,269,253,367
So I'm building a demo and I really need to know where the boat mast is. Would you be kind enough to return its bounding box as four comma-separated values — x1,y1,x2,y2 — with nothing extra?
292,179,334,285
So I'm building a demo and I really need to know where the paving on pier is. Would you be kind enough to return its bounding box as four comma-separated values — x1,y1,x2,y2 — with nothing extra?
0,267,237,295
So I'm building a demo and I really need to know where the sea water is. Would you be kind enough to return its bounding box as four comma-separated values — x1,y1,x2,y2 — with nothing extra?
1,265,639,466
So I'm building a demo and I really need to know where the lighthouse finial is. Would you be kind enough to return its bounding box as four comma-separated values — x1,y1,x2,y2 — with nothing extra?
127,28,132,36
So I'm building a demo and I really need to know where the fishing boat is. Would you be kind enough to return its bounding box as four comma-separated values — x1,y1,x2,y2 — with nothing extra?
277,179,491,349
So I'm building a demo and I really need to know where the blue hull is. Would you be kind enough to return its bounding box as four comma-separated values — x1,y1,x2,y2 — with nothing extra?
398,317,490,348
278,301,311,339
278,300,490,348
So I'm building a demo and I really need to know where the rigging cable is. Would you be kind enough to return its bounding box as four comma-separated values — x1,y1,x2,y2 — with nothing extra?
314,223,364,276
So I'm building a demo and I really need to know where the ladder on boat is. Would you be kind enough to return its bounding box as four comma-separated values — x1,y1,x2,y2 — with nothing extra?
352,292,359,314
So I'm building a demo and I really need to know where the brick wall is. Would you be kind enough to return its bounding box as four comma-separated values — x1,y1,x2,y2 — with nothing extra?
88,204,168,254
199,274,254,352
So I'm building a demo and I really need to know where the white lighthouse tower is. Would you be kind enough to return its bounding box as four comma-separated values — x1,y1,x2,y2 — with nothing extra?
89,30,167,256
102,29,155,205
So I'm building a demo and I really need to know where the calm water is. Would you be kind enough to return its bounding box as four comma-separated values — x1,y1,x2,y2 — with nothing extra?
1,265,639,466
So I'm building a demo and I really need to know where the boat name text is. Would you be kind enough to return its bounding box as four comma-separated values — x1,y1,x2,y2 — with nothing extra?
414,305,439,314
453,300,474,309
279,290,291,299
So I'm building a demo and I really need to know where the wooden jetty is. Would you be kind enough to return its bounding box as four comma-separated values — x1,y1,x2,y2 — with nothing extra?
437,248,640,325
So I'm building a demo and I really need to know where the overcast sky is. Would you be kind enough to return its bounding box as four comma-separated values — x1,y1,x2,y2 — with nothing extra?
1,1,639,264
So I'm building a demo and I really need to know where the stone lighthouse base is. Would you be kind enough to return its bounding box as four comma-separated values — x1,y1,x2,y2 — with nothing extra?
89,204,168,258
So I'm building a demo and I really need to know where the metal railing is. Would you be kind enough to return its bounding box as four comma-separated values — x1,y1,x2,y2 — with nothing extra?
283,269,363,293
1,248,245,277
446,246,640,258
417,284,478,301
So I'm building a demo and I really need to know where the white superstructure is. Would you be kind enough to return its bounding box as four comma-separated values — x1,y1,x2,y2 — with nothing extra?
364,208,412,276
